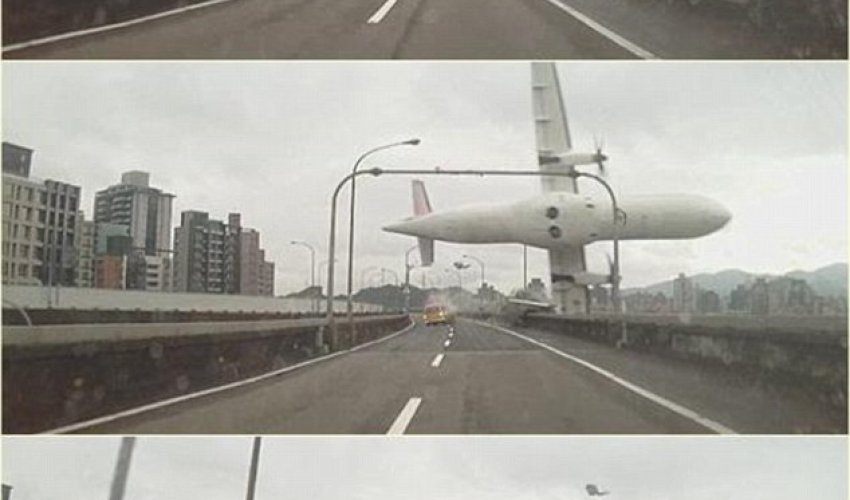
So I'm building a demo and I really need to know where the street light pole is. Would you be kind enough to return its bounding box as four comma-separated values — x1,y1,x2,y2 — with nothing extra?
245,437,262,500
571,171,627,346
346,139,421,344
108,437,136,500
522,245,528,290
359,265,378,290
291,241,316,313
381,267,399,285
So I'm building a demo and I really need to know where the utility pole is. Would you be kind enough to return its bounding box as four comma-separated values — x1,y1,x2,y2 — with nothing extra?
522,245,528,289
108,437,136,500
245,437,262,500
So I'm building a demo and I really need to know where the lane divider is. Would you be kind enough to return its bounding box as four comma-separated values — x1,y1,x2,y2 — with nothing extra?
367,0,400,23
3,0,233,53
43,318,416,434
386,397,422,434
443,339,451,348
431,353,445,368
541,0,659,59
474,320,736,434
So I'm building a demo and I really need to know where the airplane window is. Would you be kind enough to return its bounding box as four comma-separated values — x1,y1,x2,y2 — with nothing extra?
545,207,558,219
548,225,562,238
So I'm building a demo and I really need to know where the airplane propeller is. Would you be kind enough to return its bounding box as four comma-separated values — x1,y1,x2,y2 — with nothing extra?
593,136,608,176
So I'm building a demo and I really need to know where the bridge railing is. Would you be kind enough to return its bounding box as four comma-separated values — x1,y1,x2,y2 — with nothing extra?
2,314,410,434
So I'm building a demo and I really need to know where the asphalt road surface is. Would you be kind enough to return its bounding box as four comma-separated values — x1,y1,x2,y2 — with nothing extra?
7,0,795,58
70,318,843,434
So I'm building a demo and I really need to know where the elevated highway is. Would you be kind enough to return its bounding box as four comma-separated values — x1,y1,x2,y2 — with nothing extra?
6,315,843,434
6,0,825,59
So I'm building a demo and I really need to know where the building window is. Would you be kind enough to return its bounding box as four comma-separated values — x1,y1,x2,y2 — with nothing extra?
40,192,47,204
50,193,57,207
25,207,33,221
19,245,28,258
12,224,18,238
27,188,34,202
69,197,77,211
18,264,27,277
23,226,31,239
38,210,46,223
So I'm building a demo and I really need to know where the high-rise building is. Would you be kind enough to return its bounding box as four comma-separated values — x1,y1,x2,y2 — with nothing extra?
240,229,275,296
75,215,95,288
2,143,81,287
2,142,33,178
94,255,126,289
94,171,174,255
174,211,274,295
94,171,174,291
672,273,696,313
173,211,233,294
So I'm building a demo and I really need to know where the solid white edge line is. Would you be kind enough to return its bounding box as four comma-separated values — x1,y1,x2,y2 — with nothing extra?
473,320,736,434
541,0,659,59
43,317,416,434
386,397,423,434
367,0,400,24
431,353,445,368
3,0,233,53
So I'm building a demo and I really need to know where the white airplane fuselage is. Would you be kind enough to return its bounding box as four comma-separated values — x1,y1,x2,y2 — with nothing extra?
383,192,731,249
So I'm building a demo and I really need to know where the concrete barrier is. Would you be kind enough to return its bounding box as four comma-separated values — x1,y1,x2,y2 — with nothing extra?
522,313,847,405
4,0,215,45
3,314,410,433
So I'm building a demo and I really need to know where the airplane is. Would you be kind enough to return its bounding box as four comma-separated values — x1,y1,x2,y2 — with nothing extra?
383,63,731,314
585,484,610,496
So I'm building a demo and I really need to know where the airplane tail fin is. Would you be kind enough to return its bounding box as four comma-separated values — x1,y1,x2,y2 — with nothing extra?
412,180,434,266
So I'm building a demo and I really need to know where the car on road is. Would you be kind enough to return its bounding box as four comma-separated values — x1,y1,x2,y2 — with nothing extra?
423,305,454,326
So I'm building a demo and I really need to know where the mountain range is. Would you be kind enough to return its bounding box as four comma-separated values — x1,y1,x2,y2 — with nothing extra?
623,263,847,299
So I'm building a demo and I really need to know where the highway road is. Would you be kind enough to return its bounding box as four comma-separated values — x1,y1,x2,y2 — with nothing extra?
65,318,843,434
6,0,797,59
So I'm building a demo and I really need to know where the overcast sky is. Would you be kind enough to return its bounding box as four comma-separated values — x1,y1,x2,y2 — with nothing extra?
3,62,846,294
3,436,846,500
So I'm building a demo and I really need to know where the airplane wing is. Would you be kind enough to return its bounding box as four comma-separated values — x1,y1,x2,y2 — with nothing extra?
532,63,588,314
531,62,578,194
412,180,434,266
